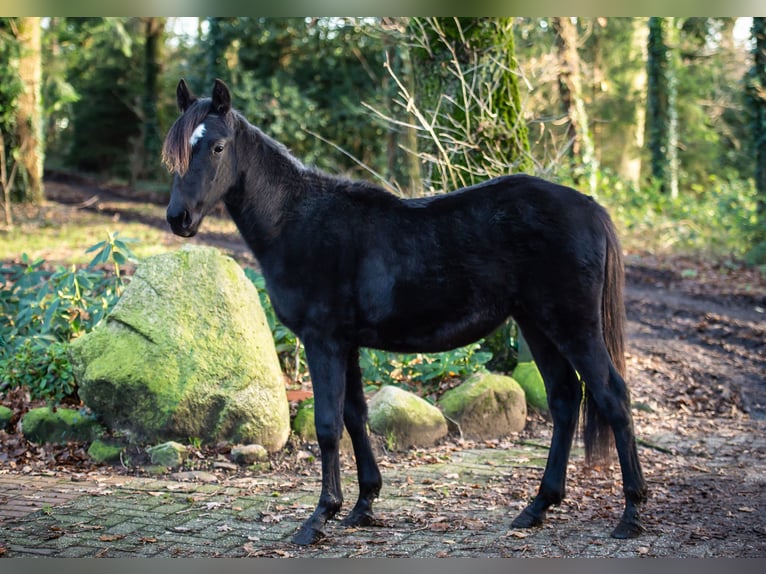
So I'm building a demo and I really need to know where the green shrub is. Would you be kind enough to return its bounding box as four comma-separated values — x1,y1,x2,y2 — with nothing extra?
0,232,138,403
0,340,75,403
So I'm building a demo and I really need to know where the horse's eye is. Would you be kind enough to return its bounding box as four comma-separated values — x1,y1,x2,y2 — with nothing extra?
213,143,225,155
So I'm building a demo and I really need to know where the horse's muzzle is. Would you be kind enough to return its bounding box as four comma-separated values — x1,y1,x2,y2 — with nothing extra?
167,208,198,237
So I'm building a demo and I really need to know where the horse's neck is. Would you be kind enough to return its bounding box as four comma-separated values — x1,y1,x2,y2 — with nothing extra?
226,128,311,257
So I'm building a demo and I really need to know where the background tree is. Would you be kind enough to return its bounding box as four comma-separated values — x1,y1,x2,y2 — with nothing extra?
0,19,22,224
646,17,680,197
138,17,167,183
748,17,766,255
14,17,44,204
553,17,598,194
405,17,532,193
64,18,143,178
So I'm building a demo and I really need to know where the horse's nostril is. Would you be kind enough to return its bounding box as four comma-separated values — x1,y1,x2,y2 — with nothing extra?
183,209,193,229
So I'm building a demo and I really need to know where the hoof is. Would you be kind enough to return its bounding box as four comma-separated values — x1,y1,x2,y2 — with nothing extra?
342,509,380,528
511,506,545,529
611,519,645,539
291,524,326,546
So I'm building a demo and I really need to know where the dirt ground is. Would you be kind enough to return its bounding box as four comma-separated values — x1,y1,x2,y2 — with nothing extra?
1,174,765,557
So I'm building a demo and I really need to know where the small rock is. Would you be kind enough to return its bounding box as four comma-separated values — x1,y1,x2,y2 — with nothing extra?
213,461,238,471
147,441,188,468
231,444,268,464
438,373,527,440
87,439,124,463
368,385,448,450
170,471,219,483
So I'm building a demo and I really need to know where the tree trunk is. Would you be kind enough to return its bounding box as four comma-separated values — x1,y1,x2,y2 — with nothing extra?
14,17,44,204
408,17,531,191
553,17,598,194
141,17,166,181
753,17,766,245
646,17,679,197
619,18,649,187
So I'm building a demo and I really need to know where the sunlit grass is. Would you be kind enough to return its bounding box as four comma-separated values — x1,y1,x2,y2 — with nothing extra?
0,200,239,265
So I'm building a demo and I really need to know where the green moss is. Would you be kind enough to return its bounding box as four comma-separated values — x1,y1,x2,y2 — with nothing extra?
438,373,527,439
368,386,448,450
511,362,548,412
0,405,12,429
147,441,188,468
87,439,124,463
292,398,316,441
70,245,290,448
21,407,103,444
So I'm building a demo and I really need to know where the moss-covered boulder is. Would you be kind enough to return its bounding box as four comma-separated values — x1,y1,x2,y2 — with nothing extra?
292,398,353,452
0,405,12,430
367,386,448,450
438,373,526,440
69,245,290,451
21,407,103,444
512,361,548,413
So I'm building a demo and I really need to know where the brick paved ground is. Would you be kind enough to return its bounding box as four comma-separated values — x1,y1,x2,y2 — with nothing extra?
2,441,764,558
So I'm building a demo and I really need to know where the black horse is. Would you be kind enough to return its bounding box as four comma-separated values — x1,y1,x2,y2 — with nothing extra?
162,79,647,545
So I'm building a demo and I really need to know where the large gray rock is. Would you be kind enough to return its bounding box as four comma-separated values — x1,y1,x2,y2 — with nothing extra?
69,245,290,451
368,385,448,450
438,373,527,440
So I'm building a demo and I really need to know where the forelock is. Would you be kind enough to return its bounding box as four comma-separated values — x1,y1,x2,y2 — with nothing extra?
161,99,213,176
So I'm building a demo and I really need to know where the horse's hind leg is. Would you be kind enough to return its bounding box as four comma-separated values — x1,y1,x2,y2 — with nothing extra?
567,341,648,538
511,318,583,530
341,348,382,528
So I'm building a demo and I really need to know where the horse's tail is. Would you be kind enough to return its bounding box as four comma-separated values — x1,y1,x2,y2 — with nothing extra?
583,208,626,464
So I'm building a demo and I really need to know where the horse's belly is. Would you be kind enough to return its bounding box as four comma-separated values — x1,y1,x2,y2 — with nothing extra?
358,305,509,353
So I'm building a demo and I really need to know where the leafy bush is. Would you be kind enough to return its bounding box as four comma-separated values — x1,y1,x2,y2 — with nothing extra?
0,340,75,404
0,232,138,403
564,169,761,260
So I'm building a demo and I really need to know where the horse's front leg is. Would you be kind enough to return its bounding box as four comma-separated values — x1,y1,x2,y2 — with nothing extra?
292,339,347,545
341,348,382,528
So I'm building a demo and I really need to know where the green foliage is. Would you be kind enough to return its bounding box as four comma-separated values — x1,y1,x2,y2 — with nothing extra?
584,169,760,258
0,340,75,403
359,345,492,395
0,232,138,403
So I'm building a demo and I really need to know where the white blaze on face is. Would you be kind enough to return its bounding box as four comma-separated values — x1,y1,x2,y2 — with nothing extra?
189,123,206,147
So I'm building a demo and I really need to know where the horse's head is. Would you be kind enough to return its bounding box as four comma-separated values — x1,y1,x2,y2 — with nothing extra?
163,79,238,237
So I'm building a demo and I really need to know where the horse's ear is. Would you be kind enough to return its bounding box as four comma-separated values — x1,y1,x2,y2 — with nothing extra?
211,79,231,115
177,79,196,112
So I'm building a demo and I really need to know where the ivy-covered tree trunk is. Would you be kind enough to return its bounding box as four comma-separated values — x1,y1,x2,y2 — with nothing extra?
14,17,44,204
408,17,531,192
553,17,598,194
646,17,679,198
751,17,766,256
